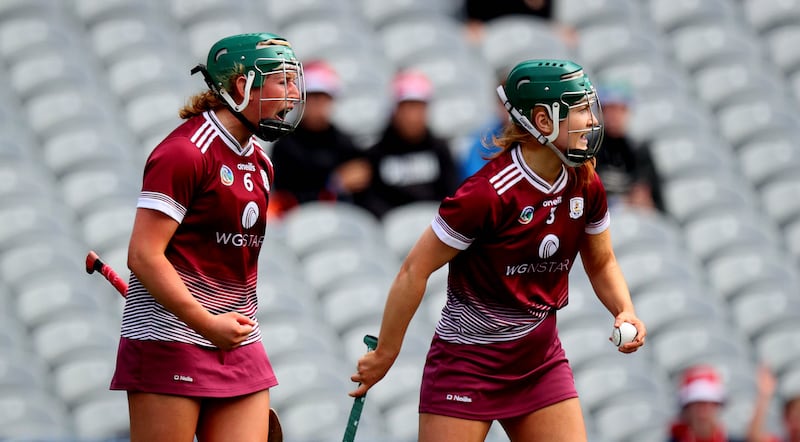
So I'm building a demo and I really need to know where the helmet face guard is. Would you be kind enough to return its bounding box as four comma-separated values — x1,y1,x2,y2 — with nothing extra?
498,60,604,167
194,33,306,142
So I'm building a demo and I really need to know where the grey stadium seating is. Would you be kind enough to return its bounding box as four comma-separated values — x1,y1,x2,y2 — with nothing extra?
2,0,800,440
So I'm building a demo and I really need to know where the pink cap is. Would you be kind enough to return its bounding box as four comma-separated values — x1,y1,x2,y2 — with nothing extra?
678,365,726,406
303,60,340,96
392,70,433,103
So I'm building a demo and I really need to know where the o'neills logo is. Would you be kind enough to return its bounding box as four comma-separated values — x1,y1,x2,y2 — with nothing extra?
173,374,194,383
446,394,472,403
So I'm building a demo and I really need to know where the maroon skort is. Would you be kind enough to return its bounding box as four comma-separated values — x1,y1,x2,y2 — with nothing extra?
110,337,277,397
419,313,578,420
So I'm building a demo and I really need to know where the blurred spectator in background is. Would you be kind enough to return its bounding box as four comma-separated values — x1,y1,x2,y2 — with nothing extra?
461,0,577,48
593,81,665,212
269,60,371,216
747,365,798,442
355,70,460,218
669,364,744,442
458,67,507,181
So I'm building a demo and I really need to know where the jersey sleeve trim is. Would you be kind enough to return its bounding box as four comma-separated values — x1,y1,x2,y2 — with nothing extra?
585,210,610,235
138,191,187,223
432,214,473,250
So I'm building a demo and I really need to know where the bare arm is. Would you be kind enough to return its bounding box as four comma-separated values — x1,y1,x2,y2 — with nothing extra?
579,229,646,352
127,208,254,350
746,365,777,442
349,226,459,396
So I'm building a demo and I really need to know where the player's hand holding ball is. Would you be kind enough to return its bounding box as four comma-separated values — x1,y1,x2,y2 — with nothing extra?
609,315,646,353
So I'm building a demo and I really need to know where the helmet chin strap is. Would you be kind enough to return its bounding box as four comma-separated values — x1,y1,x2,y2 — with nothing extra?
497,86,583,168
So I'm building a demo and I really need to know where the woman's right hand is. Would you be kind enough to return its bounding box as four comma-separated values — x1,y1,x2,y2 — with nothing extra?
196,312,255,351
348,348,396,398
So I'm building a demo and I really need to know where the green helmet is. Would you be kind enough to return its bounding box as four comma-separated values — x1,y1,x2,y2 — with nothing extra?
497,59,604,167
193,32,306,142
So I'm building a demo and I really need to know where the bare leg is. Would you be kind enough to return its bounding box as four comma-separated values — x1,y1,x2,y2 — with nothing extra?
128,392,201,442
500,397,587,442
196,390,270,442
419,413,491,442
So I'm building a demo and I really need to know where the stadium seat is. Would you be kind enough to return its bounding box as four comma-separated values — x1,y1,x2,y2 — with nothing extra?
42,124,139,179
382,201,440,260
683,209,781,263
661,173,760,225
693,59,787,112
650,323,751,378
597,57,693,98
731,287,800,342
716,98,800,149
358,0,458,29
743,0,800,33
123,88,187,141
626,89,716,145
593,392,673,442
379,15,471,66
649,130,735,183
616,247,703,294
183,15,270,62
632,282,727,338
575,356,671,414
705,249,800,302
784,218,800,266
301,243,399,293
258,316,342,366
760,176,800,227
279,391,385,441
738,135,800,188
669,22,762,73
0,390,73,441
383,397,420,440
256,273,316,321
430,87,494,140
7,49,97,102
264,0,353,29
755,327,800,376
71,391,130,439
14,272,109,331
72,0,167,26
282,202,385,258
577,23,666,73
30,312,119,368
0,348,48,393
647,0,738,33
555,0,642,29
59,166,139,216
80,201,137,252
52,351,117,408
480,15,573,72
607,206,683,255
319,276,392,334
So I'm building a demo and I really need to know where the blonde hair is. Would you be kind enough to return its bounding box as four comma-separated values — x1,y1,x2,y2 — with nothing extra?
178,64,246,119
179,90,225,119
490,123,597,189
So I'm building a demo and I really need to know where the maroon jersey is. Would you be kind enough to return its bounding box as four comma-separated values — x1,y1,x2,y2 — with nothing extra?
431,145,609,344
121,110,273,347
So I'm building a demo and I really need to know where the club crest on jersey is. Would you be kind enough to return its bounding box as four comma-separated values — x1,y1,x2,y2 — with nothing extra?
220,165,234,186
569,197,584,219
518,206,534,224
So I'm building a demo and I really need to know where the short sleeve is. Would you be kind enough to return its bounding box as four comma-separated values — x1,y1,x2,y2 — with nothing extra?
585,171,610,235
138,137,205,223
432,176,497,250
